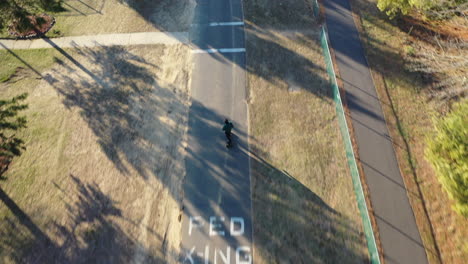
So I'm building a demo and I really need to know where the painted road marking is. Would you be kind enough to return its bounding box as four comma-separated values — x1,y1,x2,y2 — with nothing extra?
209,22,244,26
192,48,246,54
183,216,252,264
191,22,244,27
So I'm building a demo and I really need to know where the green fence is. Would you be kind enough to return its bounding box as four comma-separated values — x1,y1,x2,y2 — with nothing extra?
312,0,319,17
320,26,381,264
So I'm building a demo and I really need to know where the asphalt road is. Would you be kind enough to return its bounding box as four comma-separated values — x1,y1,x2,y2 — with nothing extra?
180,0,253,263
324,0,429,263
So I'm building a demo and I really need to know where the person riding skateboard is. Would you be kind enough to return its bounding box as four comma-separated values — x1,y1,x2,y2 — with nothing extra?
222,119,234,147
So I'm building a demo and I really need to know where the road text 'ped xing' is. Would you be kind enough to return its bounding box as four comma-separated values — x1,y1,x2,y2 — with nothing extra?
184,216,252,264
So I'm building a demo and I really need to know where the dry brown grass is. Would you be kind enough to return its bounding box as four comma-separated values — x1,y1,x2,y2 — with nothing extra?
349,0,468,263
0,44,192,263
245,0,368,263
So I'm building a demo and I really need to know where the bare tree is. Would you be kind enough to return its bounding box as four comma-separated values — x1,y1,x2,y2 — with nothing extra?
425,0,468,20
408,35,468,101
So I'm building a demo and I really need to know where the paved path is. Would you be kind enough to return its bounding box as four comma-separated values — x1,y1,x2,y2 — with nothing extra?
324,0,429,263
0,32,188,50
180,0,252,264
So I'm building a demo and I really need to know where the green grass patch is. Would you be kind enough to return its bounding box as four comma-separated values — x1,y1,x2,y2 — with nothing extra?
0,49,59,83
0,68,16,83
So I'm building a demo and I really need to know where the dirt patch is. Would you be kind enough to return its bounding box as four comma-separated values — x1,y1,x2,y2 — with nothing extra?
0,44,192,263
8,14,55,39
398,14,468,43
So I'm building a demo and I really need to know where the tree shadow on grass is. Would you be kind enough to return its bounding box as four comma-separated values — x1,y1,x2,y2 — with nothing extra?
244,24,330,99
0,174,173,263
2,1,371,262
117,0,193,31
349,0,436,90
43,43,189,184
248,148,368,263
1,43,189,261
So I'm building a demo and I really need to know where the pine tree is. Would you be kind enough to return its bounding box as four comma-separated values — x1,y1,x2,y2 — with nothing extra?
426,99,468,217
0,93,28,174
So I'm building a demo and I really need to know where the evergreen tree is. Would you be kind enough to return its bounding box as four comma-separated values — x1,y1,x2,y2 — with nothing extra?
426,99,468,217
0,93,28,173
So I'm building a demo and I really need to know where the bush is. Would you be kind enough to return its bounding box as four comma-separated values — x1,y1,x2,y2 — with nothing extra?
426,99,468,216
377,0,413,17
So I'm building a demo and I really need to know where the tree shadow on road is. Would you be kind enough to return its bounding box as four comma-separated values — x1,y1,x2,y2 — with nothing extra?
180,97,367,263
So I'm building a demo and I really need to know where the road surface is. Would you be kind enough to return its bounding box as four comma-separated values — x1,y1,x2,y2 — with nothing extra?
180,0,253,263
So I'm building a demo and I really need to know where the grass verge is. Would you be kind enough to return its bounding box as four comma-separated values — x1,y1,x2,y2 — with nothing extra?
245,0,368,263
0,49,58,83
349,0,468,263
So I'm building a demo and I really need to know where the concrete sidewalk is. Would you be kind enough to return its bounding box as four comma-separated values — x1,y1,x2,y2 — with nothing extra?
0,32,188,50
324,0,429,263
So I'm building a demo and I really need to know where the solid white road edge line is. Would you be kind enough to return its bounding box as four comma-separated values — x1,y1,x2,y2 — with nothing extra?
191,22,245,27
192,48,246,54
209,22,244,26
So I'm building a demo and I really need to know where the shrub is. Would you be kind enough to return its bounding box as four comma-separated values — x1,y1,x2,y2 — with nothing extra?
377,0,414,17
426,99,468,216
